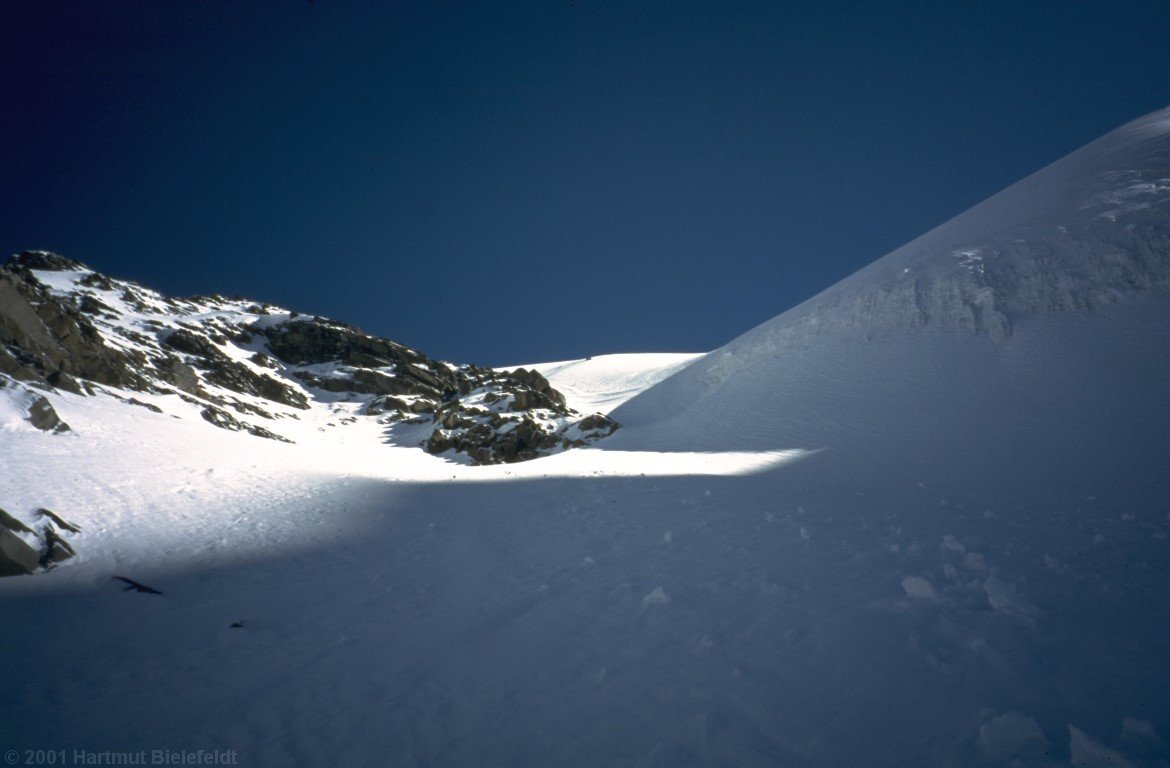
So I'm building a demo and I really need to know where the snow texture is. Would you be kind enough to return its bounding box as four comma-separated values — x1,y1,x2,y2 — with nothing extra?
3,108,1170,767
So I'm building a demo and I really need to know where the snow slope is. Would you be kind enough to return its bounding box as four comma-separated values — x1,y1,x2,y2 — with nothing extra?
520,352,703,414
3,109,1170,767
612,105,1170,470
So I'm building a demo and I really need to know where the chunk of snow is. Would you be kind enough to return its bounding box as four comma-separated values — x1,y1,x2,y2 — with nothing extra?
978,711,1046,760
901,575,937,600
641,586,670,608
1069,725,1137,768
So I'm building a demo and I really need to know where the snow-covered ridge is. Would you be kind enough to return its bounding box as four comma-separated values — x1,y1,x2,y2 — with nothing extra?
0,251,619,464
686,107,1170,387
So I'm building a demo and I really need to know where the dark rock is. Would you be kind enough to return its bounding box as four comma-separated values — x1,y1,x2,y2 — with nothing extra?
262,319,430,368
164,328,221,358
0,347,41,383
126,397,164,413
159,328,309,409
204,359,309,410
158,358,202,395
0,526,40,576
6,251,87,272
79,272,117,291
367,395,411,416
425,429,458,455
345,350,393,368
200,406,294,443
77,294,115,316
40,526,76,566
45,370,84,394
27,396,70,433
0,507,34,536
0,270,149,391
505,368,567,409
576,412,620,435
36,508,81,533
353,368,429,396
398,362,450,392
3,253,609,464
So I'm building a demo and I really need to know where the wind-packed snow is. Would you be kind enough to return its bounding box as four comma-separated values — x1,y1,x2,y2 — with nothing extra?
3,108,1170,767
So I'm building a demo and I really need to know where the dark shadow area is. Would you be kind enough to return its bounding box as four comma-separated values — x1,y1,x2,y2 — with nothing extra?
3,457,1168,767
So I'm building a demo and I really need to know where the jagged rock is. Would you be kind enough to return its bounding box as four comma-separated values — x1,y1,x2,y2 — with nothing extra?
27,395,70,433
295,368,440,397
164,328,220,358
367,395,436,417
164,329,309,409
77,293,116,317
0,252,620,464
263,320,425,367
36,508,81,533
126,397,163,413
204,360,309,410
0,506,45,577
0,261,149,390
7,250,87,272
40,526,76,566
505,368,568,409
45,370,84,394
345,350,393,368
423,412,571,464
0,507,34,536
157,357,202,395
200,405,294,443
79,271,117,291
576,412,619,435
0,526,40,576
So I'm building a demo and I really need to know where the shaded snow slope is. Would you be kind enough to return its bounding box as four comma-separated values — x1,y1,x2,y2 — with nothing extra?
613,106,1170,464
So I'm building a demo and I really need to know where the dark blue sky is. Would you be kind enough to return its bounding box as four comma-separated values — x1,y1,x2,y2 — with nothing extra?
4,1,1170,365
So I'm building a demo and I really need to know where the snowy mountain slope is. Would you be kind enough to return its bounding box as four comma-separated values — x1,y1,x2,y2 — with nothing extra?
519,352,703,414
2,109,1170,768
0,251,619,470
612,106,1170,464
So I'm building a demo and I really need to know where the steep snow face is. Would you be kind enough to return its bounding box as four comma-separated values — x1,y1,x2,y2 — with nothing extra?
613,107,1170,472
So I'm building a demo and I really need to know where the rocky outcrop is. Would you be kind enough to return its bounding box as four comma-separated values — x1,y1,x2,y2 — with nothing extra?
0,251,621,463
163,328,309,409
0,260,149,392
0,506,78,577
0,375,71,433
402,367,620,464
200,405,294,443
26,395,70,433
262,319,434,371
0,525,40,576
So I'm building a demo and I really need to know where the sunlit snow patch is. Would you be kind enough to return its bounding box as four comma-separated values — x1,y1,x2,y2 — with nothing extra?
431,447,817,481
